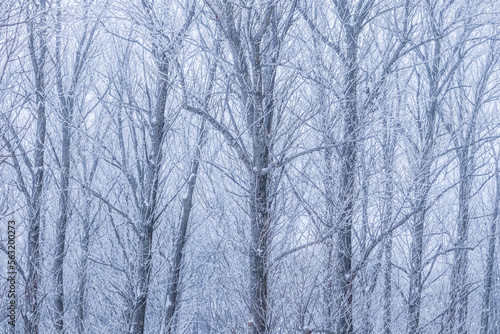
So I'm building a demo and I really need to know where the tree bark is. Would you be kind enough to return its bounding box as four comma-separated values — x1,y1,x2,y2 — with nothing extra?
76,157,98,334
480,155,500,334
446,148,473,334
129,57,169,334
25,1,48,333
382,99,397,334
248,39,272,334
335,24,358,334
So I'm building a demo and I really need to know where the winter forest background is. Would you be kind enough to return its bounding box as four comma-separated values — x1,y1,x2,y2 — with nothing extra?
1,0,500,333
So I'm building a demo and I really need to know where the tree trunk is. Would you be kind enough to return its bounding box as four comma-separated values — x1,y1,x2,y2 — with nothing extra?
480,155,500,334
407,119,435,334
335,25,358,334
447,148,473,334
248,41,272,334
407,36,441,334
53,104,70,334
163,121,205,334
53,3,98,330
129,59,168,334
163,55,216,333
76,196,90,334
76,158,98,334
25,1,48,332
382,102,396,334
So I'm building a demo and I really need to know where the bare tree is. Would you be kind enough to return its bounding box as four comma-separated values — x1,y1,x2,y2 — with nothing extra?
162,42,217,334
481,150,500,334
1,1,499,333
183,1,297,332
97,2,196,333
52,1,102,332
406,2,488,333
382,81,400,334
24,1,48,332
444,40,498,334
300,0,411,332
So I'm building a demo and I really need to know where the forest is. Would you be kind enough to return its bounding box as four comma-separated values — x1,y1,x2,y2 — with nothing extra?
1,0,500,333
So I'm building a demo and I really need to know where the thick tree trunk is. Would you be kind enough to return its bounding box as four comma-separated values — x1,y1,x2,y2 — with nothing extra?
248,104,272,334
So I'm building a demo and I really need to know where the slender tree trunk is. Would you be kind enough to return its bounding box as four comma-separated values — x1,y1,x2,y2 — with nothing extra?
248,166,270,334
383,226,393,334
53,104,70,334
407,35,441,334
313,20,336,331
360,150,382,334
447,148,473,334
128,3,194,330
163,121,206,334
76,158,98,334
480,156,500,334
407,119,435,334
382,102,396,334
130,58,169,334
248,43,272,334
25,1,48,332
182,4,292,333
335,25,358,334
53,3,98,330
163,55,216,334
76,197,90,334
360,168,371,334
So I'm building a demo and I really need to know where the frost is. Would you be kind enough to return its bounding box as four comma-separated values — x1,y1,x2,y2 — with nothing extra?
4,1,497,333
